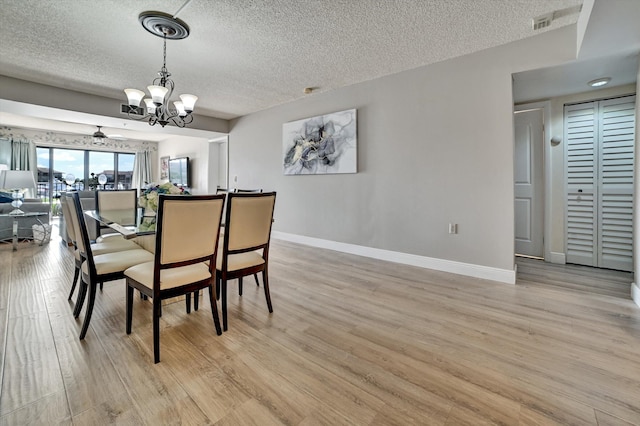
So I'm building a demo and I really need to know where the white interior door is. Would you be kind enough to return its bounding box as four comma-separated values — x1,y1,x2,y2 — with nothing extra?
514,108,544,257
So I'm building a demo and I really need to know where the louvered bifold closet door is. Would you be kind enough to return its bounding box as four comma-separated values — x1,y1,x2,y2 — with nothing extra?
597,95,635,271
565,102,598,267
564,95,635,271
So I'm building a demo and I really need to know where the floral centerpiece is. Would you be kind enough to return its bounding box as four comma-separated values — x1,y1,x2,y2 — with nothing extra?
139,182,190,214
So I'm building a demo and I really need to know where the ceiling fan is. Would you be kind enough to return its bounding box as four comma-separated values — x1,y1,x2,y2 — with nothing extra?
92,125,108,145
92,125,128,144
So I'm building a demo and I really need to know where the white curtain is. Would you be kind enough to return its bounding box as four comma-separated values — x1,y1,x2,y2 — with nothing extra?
10,138,36,172
0,138,12,167
10,139,37,196
132,150,152,191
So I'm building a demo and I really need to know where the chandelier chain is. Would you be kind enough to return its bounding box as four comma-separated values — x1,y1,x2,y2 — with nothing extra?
163,34,167,71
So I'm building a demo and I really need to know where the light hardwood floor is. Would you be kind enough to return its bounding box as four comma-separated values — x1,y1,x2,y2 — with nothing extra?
1,233,639,425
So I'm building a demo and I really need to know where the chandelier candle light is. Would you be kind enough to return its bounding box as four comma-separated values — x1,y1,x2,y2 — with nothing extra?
124,11,197,128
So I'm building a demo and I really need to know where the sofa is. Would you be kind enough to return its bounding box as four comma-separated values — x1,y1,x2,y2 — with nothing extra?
0,198,51,241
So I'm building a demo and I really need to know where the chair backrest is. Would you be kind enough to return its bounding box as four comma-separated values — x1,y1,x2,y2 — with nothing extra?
59,193,77,246
67,192,96,273
96,189,137,210
155,194,226,268
95,189,137,237
224,192,276,254
233,188,263,193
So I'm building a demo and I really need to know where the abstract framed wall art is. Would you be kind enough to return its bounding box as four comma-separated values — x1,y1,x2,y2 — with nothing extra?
283,108,357,175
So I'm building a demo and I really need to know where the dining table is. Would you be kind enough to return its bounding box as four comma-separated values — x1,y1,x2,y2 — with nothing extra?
85,208,157,252
85,208,157,239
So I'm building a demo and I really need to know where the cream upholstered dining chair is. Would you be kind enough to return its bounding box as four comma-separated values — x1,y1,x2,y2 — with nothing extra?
123,194,225,363
216,191,276,331
233,188,263,288
233,188,263,193
60,193,141,305
67,192,154,339
94,189,137,242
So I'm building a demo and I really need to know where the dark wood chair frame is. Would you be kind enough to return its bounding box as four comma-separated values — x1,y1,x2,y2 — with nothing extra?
215,191,275,331
59,194,82,302
125,194,225,363
68,192,152,339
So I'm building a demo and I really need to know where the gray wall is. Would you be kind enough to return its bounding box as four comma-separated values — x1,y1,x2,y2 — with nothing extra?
228,26,577,273
0,75,229,135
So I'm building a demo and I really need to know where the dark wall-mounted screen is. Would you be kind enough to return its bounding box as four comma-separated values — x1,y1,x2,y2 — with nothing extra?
169,157,190,187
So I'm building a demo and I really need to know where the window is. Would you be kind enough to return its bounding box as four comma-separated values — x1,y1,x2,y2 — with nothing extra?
118,153,135,189
89,151,115,189
36,147,136,208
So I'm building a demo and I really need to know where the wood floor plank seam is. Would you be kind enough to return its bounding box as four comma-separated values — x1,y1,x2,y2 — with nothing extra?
0,255,12,415
36,254,78,423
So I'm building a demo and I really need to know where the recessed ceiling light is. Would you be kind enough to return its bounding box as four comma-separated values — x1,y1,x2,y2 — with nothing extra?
588,77,611,88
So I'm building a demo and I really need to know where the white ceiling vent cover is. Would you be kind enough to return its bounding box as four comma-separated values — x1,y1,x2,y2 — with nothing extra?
532,13,553,30
121,104,144,116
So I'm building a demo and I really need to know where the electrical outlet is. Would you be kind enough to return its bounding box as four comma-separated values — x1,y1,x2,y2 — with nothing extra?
448,223,458,234
233,175,238,183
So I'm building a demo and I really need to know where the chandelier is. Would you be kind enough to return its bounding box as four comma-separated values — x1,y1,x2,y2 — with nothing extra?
124,11,197,128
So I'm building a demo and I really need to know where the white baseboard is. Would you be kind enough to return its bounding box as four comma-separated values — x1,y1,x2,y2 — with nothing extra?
632,282,640,308
272,231,516,284
548,251,566,264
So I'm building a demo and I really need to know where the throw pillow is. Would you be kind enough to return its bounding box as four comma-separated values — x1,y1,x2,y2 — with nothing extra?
0,191,13,204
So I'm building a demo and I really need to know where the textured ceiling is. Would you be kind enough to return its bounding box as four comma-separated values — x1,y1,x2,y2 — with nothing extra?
0,0,585,120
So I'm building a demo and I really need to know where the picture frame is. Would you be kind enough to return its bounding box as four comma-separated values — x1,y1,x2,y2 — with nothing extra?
282,108,357,175
160,156,170,180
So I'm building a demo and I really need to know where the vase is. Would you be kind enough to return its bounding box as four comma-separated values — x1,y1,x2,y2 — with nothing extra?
143,209,156,217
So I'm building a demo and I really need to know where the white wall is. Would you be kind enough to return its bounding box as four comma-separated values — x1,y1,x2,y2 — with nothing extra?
208,141,220,192
158,136,211,194
228,26,578,280
0,76,229,135
207,137,228,191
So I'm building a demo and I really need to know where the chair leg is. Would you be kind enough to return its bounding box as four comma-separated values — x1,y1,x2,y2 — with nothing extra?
222,279,228,331
239,277,243,296
208,285,222,335
68,266,80,301
262,270,273,313
126,283,134,334
216,275,220,300
194,291,199,311
153,298,161,363
99,281,103,291
254,273,260,287
79,281,97,339
73,280,88,318
186,293,191,314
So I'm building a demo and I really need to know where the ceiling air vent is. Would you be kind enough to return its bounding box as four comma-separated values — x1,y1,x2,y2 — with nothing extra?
532,13,553,30
121,103,144,116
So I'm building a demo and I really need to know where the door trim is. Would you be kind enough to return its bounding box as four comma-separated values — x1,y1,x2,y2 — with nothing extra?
515,101,552,262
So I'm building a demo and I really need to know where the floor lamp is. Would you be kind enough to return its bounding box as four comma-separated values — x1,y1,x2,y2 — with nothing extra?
0,170,37,215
